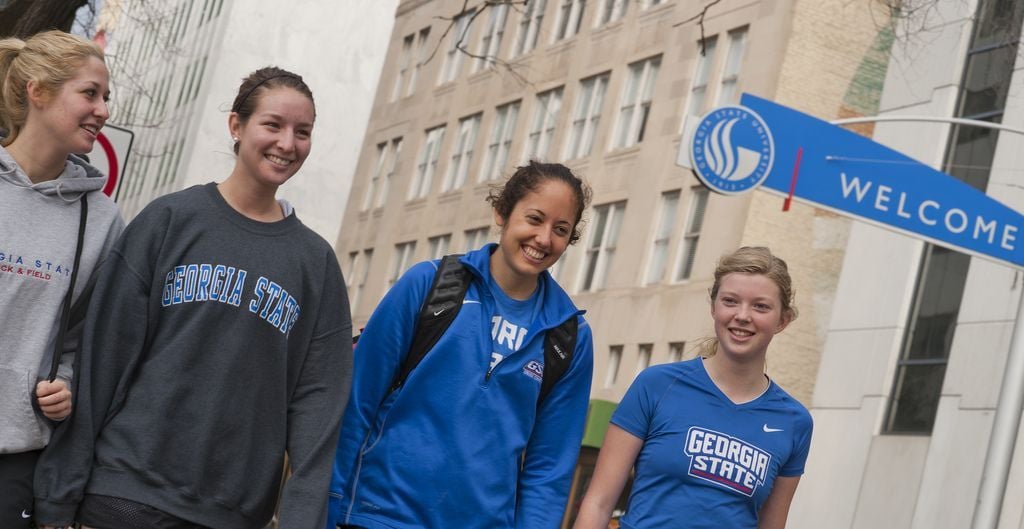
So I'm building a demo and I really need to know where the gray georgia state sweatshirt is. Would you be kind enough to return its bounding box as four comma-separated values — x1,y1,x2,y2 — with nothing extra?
34,183,353,529
0,144,124,454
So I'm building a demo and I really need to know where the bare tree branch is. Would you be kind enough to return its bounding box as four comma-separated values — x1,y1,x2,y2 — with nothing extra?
674,0,724,56
415,0,536,86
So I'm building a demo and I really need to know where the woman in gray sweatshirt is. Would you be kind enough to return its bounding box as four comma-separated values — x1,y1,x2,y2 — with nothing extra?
0,30,124,529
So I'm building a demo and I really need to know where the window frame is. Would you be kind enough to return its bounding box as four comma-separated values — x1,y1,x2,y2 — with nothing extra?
612,55,661,149
524,86,564,162
482,101,521,182
645,189,681,285
408,126,446,200
578,201,626,292
673,187,709,283
565,72,609,160
443,114,482,192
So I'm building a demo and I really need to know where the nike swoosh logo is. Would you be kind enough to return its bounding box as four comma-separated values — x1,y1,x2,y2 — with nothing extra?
462,300,480,305
21,510,30,519
433,308,445,316
763,424,784,433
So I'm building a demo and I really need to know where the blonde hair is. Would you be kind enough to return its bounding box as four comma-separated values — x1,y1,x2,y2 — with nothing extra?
0,30,104,146
698,246,798,358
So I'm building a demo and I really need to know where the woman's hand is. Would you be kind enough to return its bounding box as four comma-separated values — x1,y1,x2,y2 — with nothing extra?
35,379,72,420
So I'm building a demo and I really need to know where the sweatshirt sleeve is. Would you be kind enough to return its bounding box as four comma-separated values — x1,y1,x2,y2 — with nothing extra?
277,252,353,529
326,260,434,528
515,317,594,529
33,232,154,526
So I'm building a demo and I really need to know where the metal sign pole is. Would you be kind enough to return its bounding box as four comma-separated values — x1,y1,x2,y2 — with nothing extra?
971,286,1024,529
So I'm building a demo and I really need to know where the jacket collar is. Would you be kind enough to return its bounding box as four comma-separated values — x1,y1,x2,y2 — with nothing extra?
459,243,584,329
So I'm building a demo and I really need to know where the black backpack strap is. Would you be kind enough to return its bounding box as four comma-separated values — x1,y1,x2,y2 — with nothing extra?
538,315,578,405
391,254,470,391
48,194,89,382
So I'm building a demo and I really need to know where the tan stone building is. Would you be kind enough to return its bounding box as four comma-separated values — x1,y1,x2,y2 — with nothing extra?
334,0,891,524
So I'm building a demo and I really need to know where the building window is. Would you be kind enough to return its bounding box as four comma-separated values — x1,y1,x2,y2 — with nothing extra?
596,0,627,26
428,234,452,259
579,201,626,292
686,36,717,118
408,126,446,200
884,1,1024,434
482,101,521,182
408,28,431,96
565,72,609,160
645,190,680,285
392,34,413,101
886,246,968,433
345,251,359,287
376,138,402,208
464,226,490,251
674,187,709,282
362,142,387,211
513,0,548,57
349,249,373,315
668,341,685,363
475,3,509,72
636,343,652,377
605,345,623,388
389,241,417,287
612,55,660,149
716,27,748,106
642,0,666,8
443,114,481,192
524,87,564,161
554,0,586,42
439,10,474,85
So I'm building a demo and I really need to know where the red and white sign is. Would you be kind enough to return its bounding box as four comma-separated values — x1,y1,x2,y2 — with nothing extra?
87,123,134,200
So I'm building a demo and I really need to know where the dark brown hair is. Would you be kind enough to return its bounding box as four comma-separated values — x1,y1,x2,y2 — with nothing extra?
486,160,592,244
230,66,314,154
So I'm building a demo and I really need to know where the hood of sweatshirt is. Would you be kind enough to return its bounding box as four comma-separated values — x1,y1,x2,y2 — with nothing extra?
0,144,106,202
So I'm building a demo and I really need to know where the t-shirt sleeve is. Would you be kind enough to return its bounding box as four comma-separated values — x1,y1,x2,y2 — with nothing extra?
610,367,665,441
779,410,813,477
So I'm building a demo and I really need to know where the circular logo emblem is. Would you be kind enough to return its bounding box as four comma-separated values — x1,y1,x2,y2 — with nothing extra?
690,106,774,195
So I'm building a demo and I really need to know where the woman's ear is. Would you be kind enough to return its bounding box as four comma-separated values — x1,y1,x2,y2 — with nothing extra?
26,80,48,109
492,207,505,228
228,112,242,140
775,311,792,334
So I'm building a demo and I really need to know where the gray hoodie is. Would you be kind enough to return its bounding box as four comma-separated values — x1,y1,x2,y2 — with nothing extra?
0,144,124,453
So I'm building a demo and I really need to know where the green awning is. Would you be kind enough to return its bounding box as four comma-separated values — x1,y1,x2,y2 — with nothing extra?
581,399,618,448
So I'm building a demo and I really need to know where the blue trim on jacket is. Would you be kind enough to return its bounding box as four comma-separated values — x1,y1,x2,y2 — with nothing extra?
327,244,594,529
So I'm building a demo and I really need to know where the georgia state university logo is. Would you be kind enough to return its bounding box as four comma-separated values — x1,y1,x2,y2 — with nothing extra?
690,106,774,195
522,360,544,383
684,427,771,497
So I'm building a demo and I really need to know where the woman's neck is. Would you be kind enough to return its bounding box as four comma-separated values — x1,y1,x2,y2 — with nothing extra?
5,134,67,184
489,250,538,301
217,172,283,222
702,353,769,404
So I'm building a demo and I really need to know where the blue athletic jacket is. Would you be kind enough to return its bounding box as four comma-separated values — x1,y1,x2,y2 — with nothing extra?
327,244,593,529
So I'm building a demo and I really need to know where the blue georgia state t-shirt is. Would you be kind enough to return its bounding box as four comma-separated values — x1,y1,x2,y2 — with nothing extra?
610,358,813,529
486,273,544,375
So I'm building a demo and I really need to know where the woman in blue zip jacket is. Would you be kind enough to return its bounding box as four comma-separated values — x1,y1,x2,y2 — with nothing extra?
328,161,594,529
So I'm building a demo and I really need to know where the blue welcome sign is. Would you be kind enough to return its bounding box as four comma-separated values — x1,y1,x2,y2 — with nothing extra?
689,93,1024,269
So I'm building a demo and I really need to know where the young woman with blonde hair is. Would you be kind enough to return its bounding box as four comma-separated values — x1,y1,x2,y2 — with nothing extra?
574,247,812,529
0,30,123,529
